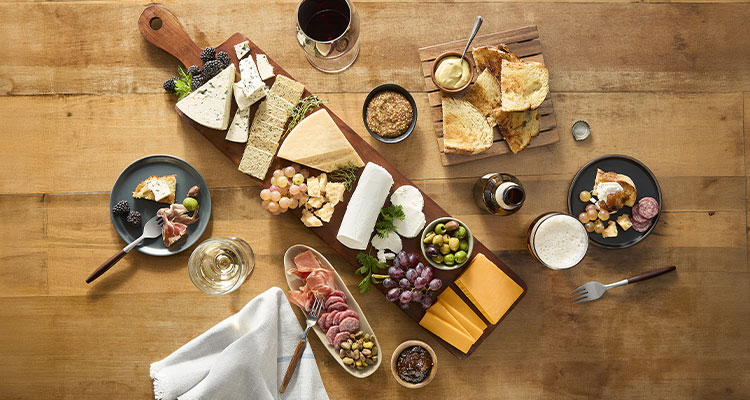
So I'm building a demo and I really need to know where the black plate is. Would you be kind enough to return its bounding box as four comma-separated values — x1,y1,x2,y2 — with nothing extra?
567,155,661,249
362,83,417,143
109,155,211,256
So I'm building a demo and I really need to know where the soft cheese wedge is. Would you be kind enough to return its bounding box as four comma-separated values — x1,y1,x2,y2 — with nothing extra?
277,109,364,172
454,253,524,324
226,106,250,143
176,64,235,130
132,175,176,204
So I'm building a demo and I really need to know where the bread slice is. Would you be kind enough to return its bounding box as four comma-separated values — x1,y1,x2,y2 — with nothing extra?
594,169,637,208
463,69,503,120
132,175,176,204
500,60,549,112
471,45,520,83
490,109,540,154
442,97,493,155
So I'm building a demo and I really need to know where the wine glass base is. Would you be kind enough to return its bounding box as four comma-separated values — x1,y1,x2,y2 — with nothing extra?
305,45,359,73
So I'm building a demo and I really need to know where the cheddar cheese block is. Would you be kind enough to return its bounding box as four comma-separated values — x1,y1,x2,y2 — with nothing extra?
454,253,524,324
426,301,472,338
438,287,487,340
419,311,475,354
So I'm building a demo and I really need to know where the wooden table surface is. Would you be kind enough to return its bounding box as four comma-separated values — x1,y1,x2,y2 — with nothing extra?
1,0,749,398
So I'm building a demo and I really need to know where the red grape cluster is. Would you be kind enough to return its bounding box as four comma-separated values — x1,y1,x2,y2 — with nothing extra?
383,251,442,309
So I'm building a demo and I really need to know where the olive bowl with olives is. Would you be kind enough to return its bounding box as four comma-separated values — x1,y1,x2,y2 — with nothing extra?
420,218,473,271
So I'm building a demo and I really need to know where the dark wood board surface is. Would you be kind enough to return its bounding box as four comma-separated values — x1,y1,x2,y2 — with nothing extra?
418,26,560,166
138,4,526,359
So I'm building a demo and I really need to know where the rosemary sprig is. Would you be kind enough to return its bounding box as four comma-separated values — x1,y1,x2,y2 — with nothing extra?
283,95,327,139
329,162,359,191
174,66,193,101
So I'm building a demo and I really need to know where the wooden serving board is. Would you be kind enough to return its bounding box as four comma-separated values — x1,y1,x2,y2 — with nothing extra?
139,5,526,359
418,26,560,166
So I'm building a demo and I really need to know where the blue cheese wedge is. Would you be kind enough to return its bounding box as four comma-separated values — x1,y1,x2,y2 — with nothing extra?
239,57,263,86
233,81,267,110
256,54,275,81
147,180,171,202
234,41,251,60
226,106,250,143
176,64,235,130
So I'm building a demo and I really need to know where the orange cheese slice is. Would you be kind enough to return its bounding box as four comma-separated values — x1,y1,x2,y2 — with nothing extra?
419,311,475,354
427,301,472,338
454,253,524,324
438,287,487,340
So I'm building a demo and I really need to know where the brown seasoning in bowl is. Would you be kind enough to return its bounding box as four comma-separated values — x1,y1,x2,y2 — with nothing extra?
366,91,413,138
396,345,433,384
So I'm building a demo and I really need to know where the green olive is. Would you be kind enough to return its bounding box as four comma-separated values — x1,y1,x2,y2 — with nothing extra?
432,254,443,263
423,231,436,244
432,235,444,246
459,239,469,251
443,234,451,243
434,223,447,234
443,254,455,265
455,226,468,239
182,197,198,211
454,250,468,264
449,237,460,251
440,243,451,254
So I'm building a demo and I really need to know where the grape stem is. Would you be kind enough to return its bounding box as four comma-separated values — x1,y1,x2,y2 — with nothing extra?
372,274,390,280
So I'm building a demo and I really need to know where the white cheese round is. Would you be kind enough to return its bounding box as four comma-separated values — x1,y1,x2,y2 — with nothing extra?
390,185,424,211
393,205,426,239
336,163,394,250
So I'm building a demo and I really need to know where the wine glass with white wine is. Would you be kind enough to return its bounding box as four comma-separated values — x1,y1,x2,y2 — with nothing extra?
188,237,254,295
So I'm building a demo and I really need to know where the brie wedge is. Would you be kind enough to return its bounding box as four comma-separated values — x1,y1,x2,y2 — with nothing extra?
256,54,275,81
226,106,250,143
176,64,235,130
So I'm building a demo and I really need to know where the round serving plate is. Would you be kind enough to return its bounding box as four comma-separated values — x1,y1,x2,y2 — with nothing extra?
109,154,211,256
567,154,662,249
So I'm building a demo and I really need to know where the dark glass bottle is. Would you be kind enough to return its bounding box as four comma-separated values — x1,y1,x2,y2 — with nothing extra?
473,173,525,216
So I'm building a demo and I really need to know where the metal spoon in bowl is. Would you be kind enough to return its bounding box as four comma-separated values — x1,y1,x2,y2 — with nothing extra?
460,16,483,62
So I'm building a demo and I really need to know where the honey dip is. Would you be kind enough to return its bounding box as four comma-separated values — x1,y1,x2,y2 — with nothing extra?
434,56,471,89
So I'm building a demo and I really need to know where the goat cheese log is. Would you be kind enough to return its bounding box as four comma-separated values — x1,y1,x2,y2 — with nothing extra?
336,162,394,250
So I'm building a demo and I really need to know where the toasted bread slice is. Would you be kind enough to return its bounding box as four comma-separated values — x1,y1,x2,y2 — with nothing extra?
594,169,637,208
132,175,176,204
471,45,520,83
490,109,540,153
500,60,549,112
442,97,493,155
464,69,503,121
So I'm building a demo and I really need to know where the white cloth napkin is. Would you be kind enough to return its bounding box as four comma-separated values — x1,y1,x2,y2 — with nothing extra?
150,287,329,400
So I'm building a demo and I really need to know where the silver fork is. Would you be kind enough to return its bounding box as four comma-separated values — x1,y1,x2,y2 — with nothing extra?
571,266,676,304
280,295,325,393
86,215,163,283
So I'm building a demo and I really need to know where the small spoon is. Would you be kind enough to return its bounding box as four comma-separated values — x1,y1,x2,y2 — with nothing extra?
460,16,483,61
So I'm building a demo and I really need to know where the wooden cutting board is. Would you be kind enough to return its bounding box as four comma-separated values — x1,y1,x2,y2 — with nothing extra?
138,5,526,359
418,26,560,166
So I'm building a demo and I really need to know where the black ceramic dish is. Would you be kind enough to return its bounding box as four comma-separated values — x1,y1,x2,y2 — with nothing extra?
362,84,417,144
567,155,662,249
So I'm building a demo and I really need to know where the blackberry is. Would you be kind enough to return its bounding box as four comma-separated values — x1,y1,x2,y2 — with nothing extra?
201,60,223,80
163,77,177,93
186,65,201,77
216,51,231,68
112,200,130,216
126,210,141,227
200,47,216,62
190,74,205,90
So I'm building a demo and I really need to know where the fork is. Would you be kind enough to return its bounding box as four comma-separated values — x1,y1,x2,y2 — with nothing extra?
85,215,163,284
280,295,324,393
571,266,676,304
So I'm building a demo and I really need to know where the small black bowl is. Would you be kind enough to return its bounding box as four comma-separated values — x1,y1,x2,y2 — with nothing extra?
362,84,417,144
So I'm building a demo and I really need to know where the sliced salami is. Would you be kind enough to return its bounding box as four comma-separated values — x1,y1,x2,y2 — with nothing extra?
325,325,340,346
318,312,330,332
333,331,350,349
324,295,345,309
632,219,652,233
338,316,360,333
333,309,358,325
638,197,660,219
327,301,348,313
630,204,649,224
325,311,339,328
329,290,347,301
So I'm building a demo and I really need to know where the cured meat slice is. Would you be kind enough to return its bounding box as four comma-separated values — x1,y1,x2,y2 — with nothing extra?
630,204,649,224
333,331,351,349
638,197,660,219
329,290,347,301
334,309,358,325
324,295,345,309
632,219,652,233
288,250,323,280
338,316,360,333
325,311,339,328
327,301,348,313
317,312,330,332
325,325,340,346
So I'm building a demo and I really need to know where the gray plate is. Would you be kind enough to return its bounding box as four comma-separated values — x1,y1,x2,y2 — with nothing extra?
109,155,211,256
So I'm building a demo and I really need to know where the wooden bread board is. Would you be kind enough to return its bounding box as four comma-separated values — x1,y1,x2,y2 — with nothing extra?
139,5,526,359
418,26,559,166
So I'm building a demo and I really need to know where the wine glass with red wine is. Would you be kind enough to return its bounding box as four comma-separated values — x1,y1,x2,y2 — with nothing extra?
296,0,360,73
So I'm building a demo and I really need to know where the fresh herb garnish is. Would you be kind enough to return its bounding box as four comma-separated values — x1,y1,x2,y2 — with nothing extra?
355,252,389,294
283,95,327,139
174,66,193,101
374,205,405,238
329,162,359,191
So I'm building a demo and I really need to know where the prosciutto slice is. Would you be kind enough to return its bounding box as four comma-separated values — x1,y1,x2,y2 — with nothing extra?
156,204,199,247
288,250,338,312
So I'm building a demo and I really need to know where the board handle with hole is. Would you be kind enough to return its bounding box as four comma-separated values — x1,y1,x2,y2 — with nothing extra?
138,5,203,68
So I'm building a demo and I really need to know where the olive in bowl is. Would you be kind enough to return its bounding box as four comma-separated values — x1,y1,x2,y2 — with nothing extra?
420,217,473,270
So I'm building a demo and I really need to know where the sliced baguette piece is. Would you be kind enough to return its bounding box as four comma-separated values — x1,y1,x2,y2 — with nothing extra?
500,60,549,112
490,108,540,154
463,69,503,119
471,45,520,83
594,169,637,208
442,97,493,155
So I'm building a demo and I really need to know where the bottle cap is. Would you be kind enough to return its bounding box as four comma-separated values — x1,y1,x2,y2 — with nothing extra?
572,120,591,141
